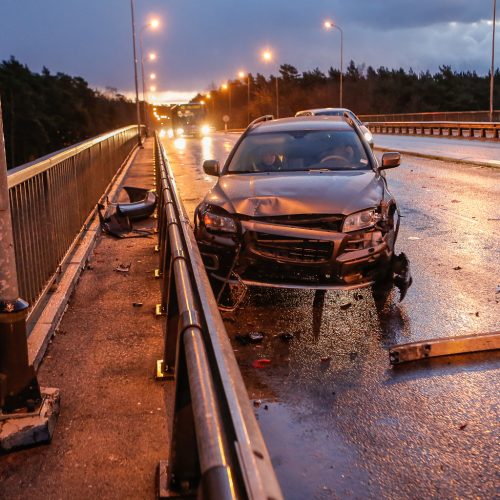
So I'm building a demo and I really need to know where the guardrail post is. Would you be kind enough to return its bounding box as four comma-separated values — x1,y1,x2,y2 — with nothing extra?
0,99,59,452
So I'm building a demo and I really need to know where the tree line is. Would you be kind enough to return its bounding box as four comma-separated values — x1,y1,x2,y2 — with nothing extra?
193,61,499,129
0,57,138,168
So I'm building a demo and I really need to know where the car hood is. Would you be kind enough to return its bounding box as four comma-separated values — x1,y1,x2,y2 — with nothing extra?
205,171,385,216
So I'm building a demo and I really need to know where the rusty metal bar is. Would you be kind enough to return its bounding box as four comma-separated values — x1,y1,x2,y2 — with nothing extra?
389,331,500,365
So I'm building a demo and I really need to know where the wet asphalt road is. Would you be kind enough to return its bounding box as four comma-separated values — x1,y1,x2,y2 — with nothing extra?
161,133,499,499
373,134,500,167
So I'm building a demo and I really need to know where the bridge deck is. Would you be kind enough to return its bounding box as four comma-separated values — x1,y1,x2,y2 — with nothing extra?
0,138,171,498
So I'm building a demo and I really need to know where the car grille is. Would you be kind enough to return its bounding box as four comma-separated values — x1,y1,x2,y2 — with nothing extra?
251,214,343,232
253,234,333,263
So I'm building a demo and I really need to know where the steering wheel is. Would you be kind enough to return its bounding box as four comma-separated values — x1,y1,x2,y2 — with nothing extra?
320,155,347,163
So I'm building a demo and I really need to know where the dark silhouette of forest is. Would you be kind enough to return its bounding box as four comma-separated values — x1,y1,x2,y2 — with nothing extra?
1,57,498,167
0,57,137,168
192,61,499,129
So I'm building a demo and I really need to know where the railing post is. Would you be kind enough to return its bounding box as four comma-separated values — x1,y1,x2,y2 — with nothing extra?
0,98,59,452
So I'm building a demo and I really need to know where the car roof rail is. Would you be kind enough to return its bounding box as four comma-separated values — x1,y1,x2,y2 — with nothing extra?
247,115,274,130
342,111,356,128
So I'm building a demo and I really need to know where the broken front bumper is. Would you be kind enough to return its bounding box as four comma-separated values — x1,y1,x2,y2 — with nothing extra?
196,219,394,290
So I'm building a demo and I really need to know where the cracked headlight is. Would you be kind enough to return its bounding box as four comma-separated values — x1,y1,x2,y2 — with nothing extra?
203,211,237,233
342,209,380,232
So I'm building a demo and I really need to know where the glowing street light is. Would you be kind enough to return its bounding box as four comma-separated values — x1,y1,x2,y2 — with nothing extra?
262,50,273,62
150,85,156,92
148,52,157,61
150,73,156,79
324,19,344,107
261,49,279,118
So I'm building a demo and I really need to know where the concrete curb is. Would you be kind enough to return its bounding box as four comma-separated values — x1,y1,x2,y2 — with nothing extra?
28,143,144,370
374,146,500,169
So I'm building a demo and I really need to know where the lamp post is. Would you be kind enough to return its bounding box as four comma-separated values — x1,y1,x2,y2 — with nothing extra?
139,18,160,134
324,20,344,108
239,70,251,125
490,0,497,122
130,0,142,146
221,82,232,117
262,50,279,118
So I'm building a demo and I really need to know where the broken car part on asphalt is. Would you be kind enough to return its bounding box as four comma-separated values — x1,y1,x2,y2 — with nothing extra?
389,331,500,365
97,186,157,239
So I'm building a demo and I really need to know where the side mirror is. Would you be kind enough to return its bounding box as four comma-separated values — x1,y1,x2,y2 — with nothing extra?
380,152,400,170
203,159,220,176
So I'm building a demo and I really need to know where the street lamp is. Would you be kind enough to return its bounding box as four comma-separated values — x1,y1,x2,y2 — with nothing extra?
150,73,156,80
324,19,344,107
129,0,142,146
139,18,160,134
238,70,251,124
221,82,232,116
490,0,497,122
261,49,279,118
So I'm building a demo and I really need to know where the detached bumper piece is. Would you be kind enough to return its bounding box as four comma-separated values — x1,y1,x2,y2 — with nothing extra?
389,331,500,365
116,186,157,221
98,186,157,238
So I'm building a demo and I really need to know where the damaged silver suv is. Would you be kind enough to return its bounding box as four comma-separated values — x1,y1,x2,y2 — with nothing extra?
195,115,411,301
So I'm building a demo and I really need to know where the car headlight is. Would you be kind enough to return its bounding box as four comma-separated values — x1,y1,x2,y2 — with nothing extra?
203,211,237,233
342,209,380,232
200,124,210,135
176,127,184,136
167,128,174,138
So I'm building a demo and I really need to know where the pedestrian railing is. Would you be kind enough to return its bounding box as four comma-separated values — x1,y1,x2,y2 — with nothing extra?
359,110,500,122
154,133,283,499
7,125,143,323
366,121,500,140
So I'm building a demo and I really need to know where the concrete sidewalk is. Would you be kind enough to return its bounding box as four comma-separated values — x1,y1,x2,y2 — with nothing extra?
0,138,172,499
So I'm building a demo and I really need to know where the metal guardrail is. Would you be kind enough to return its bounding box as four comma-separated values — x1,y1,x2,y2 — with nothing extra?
154,133,283,499
7,125,143,321
359,110,500,122
366,121,500,140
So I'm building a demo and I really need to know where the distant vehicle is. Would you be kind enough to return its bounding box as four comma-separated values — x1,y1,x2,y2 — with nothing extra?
195,115,411,302
169,102,211,137
295,108,374,147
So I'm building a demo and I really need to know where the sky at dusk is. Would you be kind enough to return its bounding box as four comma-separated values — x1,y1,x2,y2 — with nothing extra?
0,0,497,103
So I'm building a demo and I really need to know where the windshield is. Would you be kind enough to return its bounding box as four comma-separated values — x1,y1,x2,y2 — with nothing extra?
227,130,371,173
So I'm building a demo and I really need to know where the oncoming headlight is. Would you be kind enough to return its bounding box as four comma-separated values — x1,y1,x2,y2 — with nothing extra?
342,209,380,232
200,124,210,135
203,211,237,233
176,127,184,136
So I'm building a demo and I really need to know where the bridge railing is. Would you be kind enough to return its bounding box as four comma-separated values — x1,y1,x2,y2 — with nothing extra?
154,133,283,499
7,125,143,323
365,120,500,140
359,110,500,122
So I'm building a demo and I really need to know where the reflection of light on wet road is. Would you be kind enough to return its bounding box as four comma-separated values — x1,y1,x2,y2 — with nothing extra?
201,136,214,161
223,140,234,153
173,138,186,150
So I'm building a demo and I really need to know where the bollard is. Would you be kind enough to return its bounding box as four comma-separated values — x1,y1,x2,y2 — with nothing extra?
0,98,59,452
